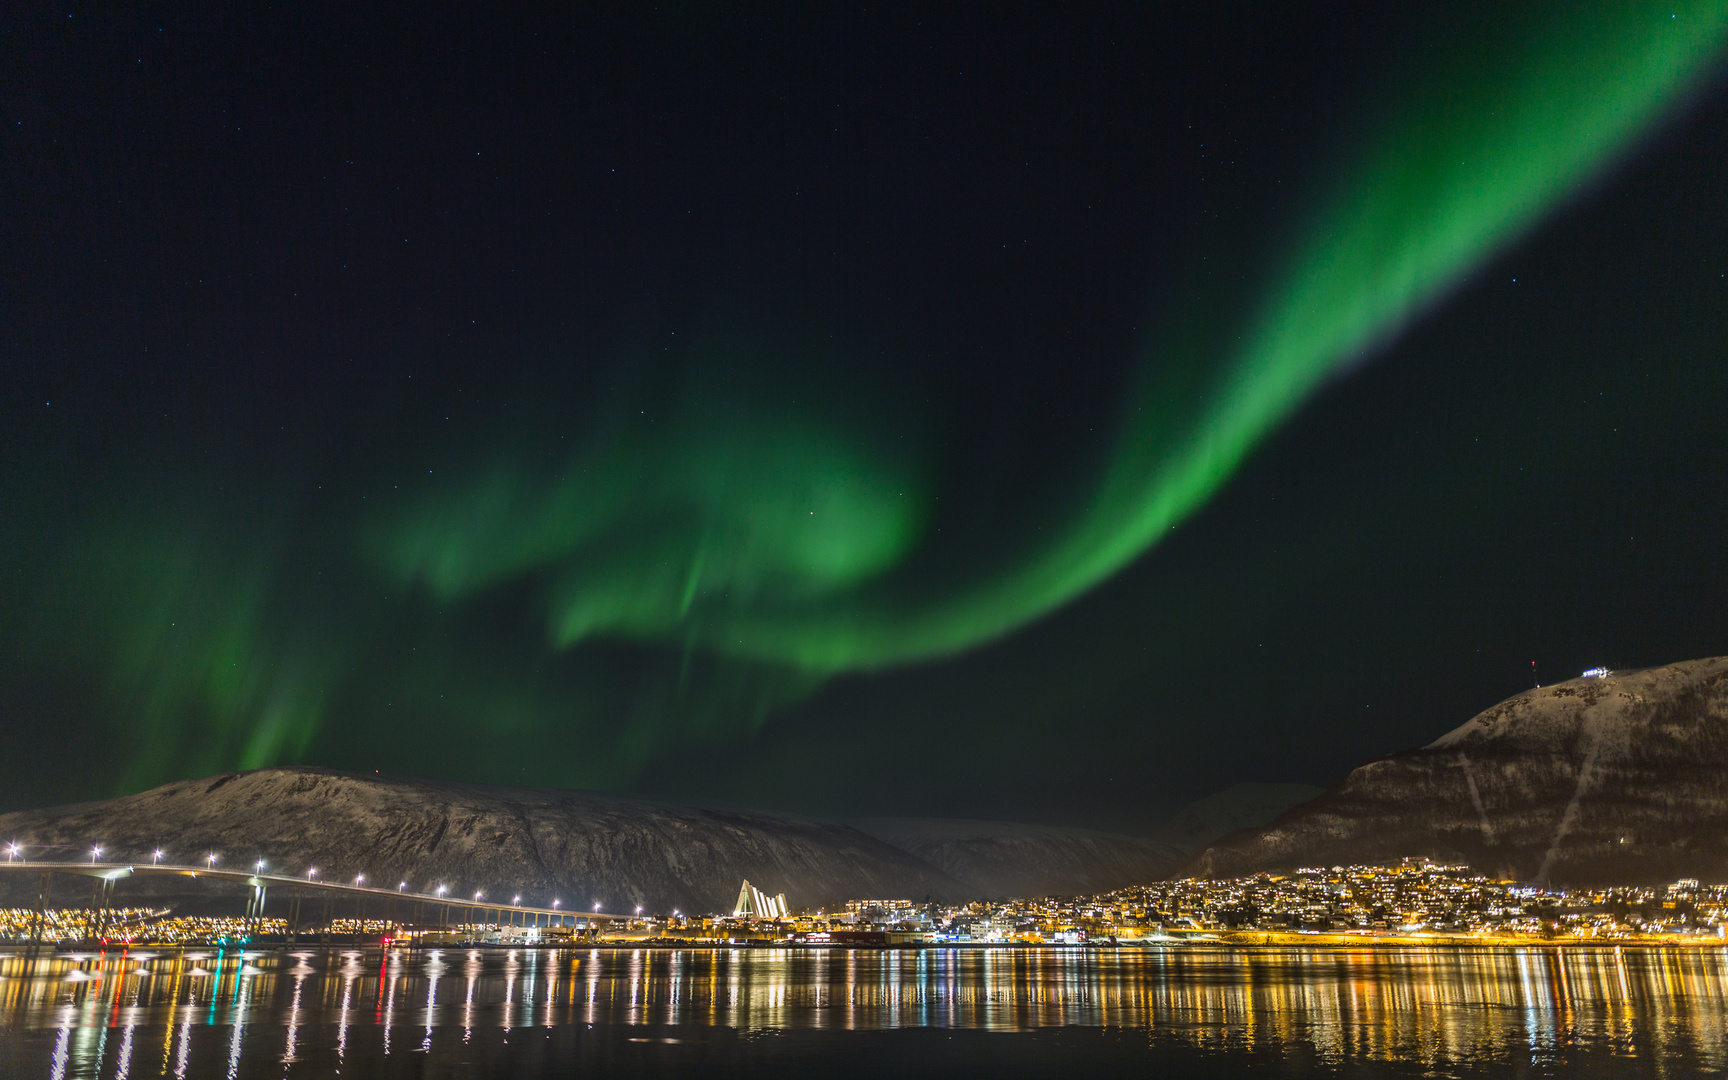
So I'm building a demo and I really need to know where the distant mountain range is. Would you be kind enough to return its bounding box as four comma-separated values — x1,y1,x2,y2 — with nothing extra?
0,766,1305,913
19,650,1716,912
845,818,1184,899
1184,656,1728,886
1150,782,1322,852
0,769,960,914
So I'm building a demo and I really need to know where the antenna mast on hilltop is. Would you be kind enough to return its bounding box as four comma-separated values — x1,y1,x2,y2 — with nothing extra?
1532,660,1539,689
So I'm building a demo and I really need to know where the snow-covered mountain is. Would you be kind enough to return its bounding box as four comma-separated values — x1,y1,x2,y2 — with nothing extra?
1184,656,1728,885
0,768,966,913
0,767,1186,912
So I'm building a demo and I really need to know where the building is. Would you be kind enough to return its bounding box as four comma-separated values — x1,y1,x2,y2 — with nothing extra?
733,880,789,920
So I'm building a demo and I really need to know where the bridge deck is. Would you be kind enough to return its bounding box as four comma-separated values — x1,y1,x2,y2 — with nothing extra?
0,861,627,922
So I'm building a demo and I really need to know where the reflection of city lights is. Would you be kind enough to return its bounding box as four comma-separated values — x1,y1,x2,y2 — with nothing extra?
2,900,1727,1071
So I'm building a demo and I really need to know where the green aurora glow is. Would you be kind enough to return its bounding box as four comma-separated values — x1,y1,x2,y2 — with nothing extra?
10,3,1726,792
377,4,1728,672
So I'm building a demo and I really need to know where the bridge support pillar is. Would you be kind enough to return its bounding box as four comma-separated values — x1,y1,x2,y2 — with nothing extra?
242,884,267,940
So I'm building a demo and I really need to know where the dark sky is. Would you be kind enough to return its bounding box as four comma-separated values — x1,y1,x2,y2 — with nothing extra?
4,4,1727,832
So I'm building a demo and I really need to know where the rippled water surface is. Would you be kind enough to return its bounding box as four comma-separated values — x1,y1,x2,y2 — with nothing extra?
4,945,1728,1077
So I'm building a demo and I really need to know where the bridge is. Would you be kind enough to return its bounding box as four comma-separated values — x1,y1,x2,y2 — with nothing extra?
0,860,628,946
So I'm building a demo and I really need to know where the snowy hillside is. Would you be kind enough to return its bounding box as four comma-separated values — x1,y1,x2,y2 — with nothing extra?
0,767,1187,912
0,768,965,913
1185,656,1728,885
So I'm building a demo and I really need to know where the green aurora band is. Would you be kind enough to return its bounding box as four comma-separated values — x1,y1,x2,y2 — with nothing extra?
382,5,1728,672
12,3,1727,790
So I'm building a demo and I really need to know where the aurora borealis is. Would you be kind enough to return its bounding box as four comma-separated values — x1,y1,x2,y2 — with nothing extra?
370,5,1728,674
5,4,1728,825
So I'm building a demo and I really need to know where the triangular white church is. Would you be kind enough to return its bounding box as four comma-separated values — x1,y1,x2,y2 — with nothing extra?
734,879,789,920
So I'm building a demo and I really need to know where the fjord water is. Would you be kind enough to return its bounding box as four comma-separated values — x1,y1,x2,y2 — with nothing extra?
4,946,1728,1078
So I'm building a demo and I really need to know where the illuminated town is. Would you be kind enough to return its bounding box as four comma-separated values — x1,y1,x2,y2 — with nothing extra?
4,860,1725,948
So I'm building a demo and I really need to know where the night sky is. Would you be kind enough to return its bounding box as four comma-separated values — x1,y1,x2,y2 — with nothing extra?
5,4,1727,832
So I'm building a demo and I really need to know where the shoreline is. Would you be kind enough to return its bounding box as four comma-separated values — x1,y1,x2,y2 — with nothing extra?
6,936,1726,953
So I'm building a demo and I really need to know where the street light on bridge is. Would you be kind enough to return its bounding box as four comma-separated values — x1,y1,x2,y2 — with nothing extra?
90,845,102,864
398,881,406,891
436,885,447,897
256,859,266,874
206,853,218,869
308,868,317,881
355,874,365,887
152,849,163,865
5,843,18,862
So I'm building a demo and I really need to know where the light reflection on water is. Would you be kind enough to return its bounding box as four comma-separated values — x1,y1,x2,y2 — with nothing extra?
2,945,1727,1077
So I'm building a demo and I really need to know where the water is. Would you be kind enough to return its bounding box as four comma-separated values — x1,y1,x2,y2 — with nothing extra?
4,945,1728,1078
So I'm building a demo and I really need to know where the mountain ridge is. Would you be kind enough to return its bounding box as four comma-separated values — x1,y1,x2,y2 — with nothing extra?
847,817,1183,898
0,767,965,913
0,766,1193,911
1183,656,1728,885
